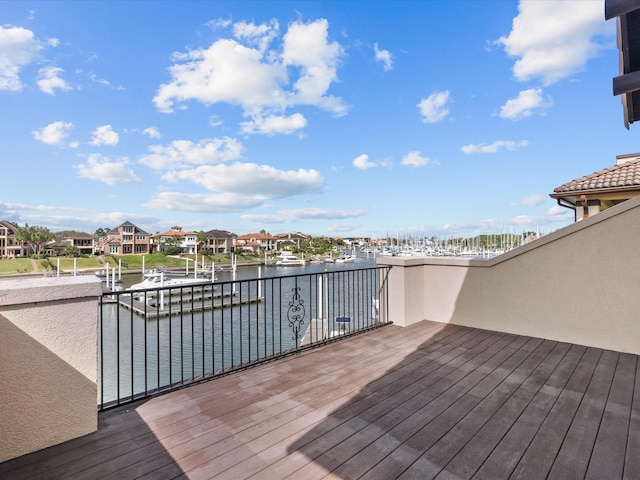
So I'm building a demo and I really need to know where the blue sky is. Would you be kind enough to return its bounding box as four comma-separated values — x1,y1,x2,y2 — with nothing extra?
0,1,634,238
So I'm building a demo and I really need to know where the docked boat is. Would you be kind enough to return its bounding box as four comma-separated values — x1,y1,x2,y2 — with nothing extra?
128,269,211,291
335,254,357,264
275,254,306,266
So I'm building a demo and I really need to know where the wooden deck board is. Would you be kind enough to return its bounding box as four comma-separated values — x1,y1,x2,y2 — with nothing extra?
472,343,587,479
547,349,619,479
1,320,639,480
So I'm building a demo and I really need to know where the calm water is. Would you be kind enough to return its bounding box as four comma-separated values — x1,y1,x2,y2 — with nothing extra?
99,255,383,407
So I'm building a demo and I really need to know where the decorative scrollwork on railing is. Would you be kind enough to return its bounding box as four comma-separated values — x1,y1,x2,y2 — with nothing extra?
287,285,306,346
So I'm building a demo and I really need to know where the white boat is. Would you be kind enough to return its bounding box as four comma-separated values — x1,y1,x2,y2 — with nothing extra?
335,254,357,264
275,254,306,266
128,269,210,291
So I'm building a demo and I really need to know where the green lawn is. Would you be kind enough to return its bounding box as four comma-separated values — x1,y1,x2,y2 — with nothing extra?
0,253,258,276
0,258,33,275
47,257,103,271
103,254,189,269
104,253,254,269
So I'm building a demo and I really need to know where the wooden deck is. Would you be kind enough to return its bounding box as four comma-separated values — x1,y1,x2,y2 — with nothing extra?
2,320,639,479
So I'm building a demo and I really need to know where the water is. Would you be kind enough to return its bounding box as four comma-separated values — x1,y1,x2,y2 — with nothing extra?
98,256,385,408
114,255,379,288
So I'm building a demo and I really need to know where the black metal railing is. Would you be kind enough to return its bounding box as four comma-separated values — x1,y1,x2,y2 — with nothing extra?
98,266,391,410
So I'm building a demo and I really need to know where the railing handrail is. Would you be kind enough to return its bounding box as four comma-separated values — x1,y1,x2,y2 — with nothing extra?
98,265,391,410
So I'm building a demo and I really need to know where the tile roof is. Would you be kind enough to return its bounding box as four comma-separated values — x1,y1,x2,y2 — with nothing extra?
552,159,640,195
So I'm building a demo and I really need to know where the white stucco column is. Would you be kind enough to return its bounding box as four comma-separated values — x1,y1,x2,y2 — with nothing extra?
377,257,426,327
0,275,103,462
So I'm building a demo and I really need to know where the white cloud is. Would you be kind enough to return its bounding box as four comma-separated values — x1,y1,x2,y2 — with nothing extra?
163,162,323,198
500,88,552,120
240,113,307,135
32,121,73,145
153,18,346,134
206,18,232,30
89,125,119,146
143,126,161,139
145,191,265,212
374,43,393,71
139,137,243,170
278,207,365,220
281,19,345,112
401,151,431,168
75,153,141,185
327,222,360,233
497,0,613,85
548,204,573,218
0,201,83,213
418,90,450,123
154,38,286,112
88,72,124,90
461,140,529,154
233,19,279,52
37,66,72,95
47,37,59,47
241,207,365,225
241,213,293,224
513,195,545,207
209,115,223,127
0,26,42,91
353,154,377,170
0,200,156,232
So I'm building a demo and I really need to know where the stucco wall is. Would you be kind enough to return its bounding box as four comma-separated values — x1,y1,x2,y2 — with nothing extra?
0,276,103,462
379,195,640,354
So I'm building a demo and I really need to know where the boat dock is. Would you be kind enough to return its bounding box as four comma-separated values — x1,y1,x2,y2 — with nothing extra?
105,290,263,318
301,316,351,345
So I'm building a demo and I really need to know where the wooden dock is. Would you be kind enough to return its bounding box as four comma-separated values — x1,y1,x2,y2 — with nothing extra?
301,317,351,345
110,290,263,318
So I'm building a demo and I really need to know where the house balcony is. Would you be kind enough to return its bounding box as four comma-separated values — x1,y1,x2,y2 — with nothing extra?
1,196,640,479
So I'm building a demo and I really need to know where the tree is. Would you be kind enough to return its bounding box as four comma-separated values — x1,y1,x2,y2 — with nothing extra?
63,245,81,257
196,230,207,254
14,224,55,256
95,227,111,237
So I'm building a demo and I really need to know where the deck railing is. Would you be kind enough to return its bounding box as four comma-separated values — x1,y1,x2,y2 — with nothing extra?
98,266,391,410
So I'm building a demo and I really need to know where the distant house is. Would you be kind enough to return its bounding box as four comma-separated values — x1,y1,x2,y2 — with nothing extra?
45,232,97,256
550,153,640,222
234,233,278,253
105,221,151,255
275,232,308,251
204,229,235,254
0,220,27,258
150,226,197,254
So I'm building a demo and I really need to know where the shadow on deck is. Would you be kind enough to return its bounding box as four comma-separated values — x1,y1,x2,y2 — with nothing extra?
1,320,638,479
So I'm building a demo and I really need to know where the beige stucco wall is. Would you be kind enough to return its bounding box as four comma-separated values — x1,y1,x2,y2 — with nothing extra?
0,275,103,462
379,195,640,354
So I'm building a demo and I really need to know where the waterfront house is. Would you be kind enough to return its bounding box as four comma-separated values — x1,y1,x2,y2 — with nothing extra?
275,232,308,251
44,231,97,256
150,225,198,254
0,220,27,258
550,153,640,221
104,221,151,255
204,228,235,254
234,232,278,253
